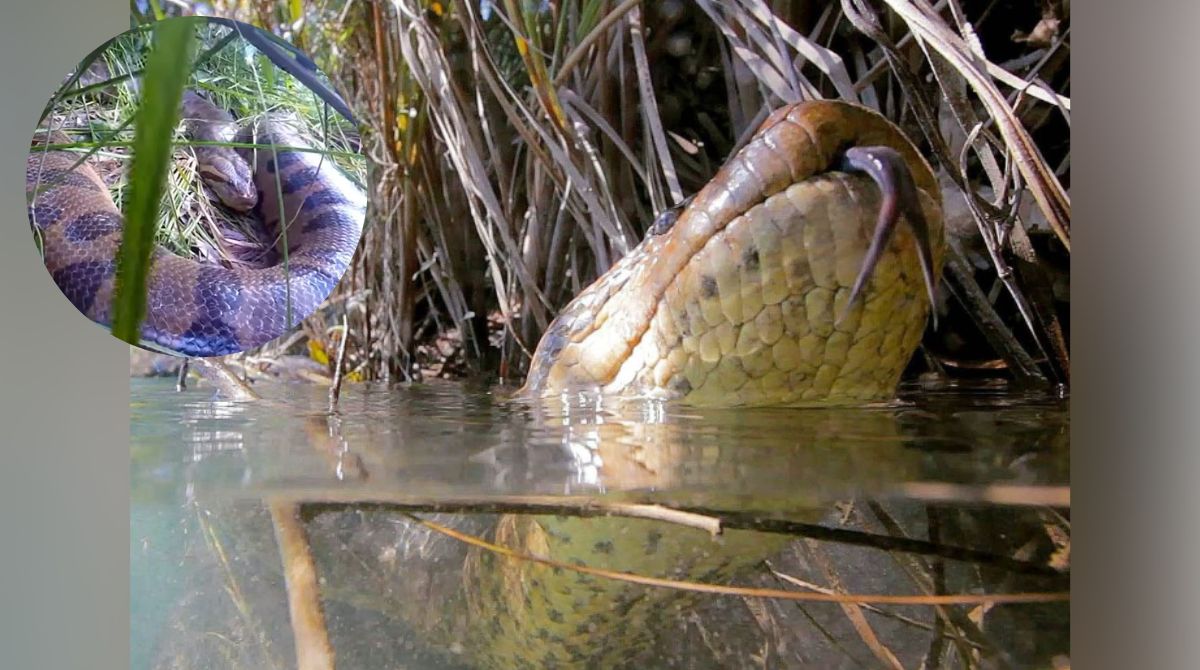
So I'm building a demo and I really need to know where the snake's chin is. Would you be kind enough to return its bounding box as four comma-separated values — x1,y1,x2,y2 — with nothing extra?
210,186,258,213
224,194,258,212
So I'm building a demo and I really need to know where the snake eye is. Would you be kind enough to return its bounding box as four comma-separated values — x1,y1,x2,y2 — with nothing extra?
648,210,678,237
198,166,229,184
648,194,695,237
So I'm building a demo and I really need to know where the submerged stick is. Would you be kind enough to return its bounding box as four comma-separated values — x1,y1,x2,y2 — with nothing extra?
253,489,1064,576
269,501,336,670
606,503,722,536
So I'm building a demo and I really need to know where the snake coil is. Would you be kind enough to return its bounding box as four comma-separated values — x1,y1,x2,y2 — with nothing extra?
27,90,365,357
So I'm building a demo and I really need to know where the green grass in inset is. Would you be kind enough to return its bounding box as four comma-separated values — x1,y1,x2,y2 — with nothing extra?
111,18,198,345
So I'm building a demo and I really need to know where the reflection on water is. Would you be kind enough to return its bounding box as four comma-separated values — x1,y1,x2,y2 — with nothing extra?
132,377,1069,669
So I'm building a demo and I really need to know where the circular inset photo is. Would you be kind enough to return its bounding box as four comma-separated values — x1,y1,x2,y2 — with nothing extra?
26,17,366,357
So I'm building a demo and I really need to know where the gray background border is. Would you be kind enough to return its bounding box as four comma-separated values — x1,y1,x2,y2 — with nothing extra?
1073,2,1200,668
1,3,130,669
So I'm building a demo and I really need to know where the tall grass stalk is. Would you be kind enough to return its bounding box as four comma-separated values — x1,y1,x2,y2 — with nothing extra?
112,18,198,344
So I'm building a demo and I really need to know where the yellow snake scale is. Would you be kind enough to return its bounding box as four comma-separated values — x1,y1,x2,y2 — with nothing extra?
26,90,366,357
523,99,945,406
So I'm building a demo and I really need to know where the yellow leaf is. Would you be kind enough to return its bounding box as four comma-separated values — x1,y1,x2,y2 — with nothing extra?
308,339,330,366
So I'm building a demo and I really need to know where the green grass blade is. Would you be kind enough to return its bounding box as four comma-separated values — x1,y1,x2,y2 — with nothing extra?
147,0,166,22
110,18,197,345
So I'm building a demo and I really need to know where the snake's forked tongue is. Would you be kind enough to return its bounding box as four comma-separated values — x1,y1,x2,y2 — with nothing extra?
836,145,939,330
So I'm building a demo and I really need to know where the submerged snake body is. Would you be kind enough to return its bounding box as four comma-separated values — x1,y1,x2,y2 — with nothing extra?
27,92,365,356
523,101,945,406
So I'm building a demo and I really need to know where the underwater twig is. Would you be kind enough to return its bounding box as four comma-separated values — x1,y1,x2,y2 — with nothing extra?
766,562,980,644
194,501,287,668
606,503,722,536
803,539,905,669
268,501,336,670
245,490,1067,578
894,482,1069,508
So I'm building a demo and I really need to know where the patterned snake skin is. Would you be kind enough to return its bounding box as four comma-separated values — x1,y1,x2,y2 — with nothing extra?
522,100,946,406
26,91,365,357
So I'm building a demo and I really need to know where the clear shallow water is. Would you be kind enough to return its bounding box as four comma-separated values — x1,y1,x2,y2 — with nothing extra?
131,377,1069,669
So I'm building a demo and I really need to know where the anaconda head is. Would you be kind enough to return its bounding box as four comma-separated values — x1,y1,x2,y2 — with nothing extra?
182,90,258,213
521,100,946,407
196,149,257,212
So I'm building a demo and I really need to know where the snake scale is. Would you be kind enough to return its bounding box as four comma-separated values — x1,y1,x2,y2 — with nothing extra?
27,90,366,357
523,99,945,406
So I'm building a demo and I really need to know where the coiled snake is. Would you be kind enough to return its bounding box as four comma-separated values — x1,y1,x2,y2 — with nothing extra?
27,90,366,357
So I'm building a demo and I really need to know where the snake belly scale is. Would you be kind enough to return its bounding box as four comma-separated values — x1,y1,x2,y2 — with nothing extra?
26,90,366,357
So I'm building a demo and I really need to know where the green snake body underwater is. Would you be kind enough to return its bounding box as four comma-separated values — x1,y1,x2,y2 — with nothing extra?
26,90,366,357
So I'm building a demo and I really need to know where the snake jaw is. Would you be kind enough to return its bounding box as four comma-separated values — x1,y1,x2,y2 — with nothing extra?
836,145,940,330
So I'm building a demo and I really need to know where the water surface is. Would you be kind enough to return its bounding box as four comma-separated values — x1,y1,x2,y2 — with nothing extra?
131,377,1069,669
